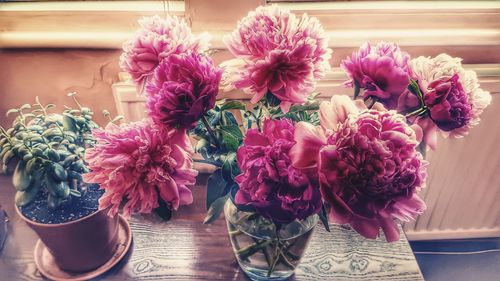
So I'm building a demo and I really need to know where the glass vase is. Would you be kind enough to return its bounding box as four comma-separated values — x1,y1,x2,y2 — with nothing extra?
224,200,318,281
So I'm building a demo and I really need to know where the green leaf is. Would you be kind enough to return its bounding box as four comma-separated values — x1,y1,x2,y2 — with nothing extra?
2,150,14,166
266,91,281,107
223,111,238,126
15,183,41,207
206,170,228,210
45,172,69,198
287,102,320,114
62,114,77,132
22,153,33,162
70,189,81,197
25,158,38,174
221,125,243,139
13,161,32,191
27,125,43,132
47,149,60,162
221,131,239,152
203,195,229,224
319,204,330,232
155,197,172,221
6,128,15,136
15,131,28,140
62,154,78,167
353,80,361,100
219,125,242,152
29,136,44,143
220,100,246,111
0,144,11,160
50,163,67,181
42,128,62,137
71,160,86,173
222,152,238,182
68,170,82,181
31,147,44,157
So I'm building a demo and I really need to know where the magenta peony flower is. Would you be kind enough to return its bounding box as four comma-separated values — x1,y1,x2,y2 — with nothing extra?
424,74,472,131
234,118,322,224
222,5,332,113
405,54,492,149
341,42,411,109
292,98,427,242
145,52,222,129
120,15,210,84
83,120,198,217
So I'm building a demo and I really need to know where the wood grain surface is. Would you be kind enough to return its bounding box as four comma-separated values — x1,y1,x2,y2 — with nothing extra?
0,175,423,281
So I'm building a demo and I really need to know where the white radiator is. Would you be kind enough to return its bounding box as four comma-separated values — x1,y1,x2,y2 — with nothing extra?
112,65,500,241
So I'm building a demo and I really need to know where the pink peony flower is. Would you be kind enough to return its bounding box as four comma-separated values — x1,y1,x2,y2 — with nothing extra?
120,15,210,85
404,54,492,149
145,52,222,129
222,5,332,113
83,120,198,217
341,42,411,109
234,118,322,224
292,98,427,242
425,74,472,131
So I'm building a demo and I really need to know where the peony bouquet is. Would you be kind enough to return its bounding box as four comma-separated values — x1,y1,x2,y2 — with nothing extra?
83,5,491,280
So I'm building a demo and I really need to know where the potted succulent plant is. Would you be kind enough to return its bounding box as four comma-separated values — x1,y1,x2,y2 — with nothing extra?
0,93,130,277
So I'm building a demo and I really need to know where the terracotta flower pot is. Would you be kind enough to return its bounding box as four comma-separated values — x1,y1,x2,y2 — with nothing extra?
16,207,119,272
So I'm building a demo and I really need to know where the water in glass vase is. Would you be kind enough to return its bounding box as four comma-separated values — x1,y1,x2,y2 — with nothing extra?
224,200,318,281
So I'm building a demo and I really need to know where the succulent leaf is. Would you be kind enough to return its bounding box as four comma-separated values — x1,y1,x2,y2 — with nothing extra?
62,114,77,132
15,184,41,207
50,163,67,181
13,161,32,191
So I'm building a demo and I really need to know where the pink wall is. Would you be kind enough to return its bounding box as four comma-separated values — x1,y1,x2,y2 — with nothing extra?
0,49,122,127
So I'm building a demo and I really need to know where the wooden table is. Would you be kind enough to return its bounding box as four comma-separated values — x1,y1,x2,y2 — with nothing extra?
0,175,424,281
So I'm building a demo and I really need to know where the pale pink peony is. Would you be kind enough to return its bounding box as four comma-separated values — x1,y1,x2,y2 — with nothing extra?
404,54,492,149
145,52,222,129
341,42,411,109
83,120,198,217
120,15,210,85
292,97,427,242
222,5,332,113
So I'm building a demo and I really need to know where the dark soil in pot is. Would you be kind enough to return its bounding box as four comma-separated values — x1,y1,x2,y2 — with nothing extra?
19,184,104,224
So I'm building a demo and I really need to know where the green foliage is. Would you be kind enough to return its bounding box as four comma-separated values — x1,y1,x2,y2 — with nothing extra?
0,93,98,209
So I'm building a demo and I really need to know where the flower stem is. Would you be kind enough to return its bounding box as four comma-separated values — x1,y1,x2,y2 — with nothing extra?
237,240,272,261
267,238,282,277
278,249,296,270
405,107,427,118
252,237,272,268
201,115,221,147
